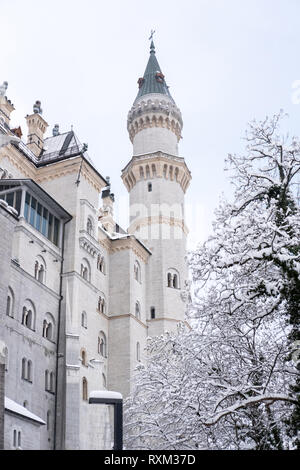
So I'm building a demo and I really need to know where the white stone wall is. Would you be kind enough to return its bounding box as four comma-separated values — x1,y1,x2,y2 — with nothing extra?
133,127,179,156
4,413,43,450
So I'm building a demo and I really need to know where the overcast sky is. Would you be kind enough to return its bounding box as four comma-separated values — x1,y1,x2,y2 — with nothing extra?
2,0,300,247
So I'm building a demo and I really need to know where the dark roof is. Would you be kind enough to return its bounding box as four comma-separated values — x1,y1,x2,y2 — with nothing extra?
134,41,174,103
11,131,108,187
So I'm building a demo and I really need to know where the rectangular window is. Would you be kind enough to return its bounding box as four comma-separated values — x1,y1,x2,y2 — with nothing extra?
53,217,60,246
6,191,14,207
35,203,42,231
48,213,53,241
42,207,48,237
24,192,30,221
30,197,37,226
15,191,21,214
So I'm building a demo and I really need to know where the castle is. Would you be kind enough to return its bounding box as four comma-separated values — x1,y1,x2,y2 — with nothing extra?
0,40,191,450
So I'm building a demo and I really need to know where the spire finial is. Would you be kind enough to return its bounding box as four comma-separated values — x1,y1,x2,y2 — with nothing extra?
149,29,155,53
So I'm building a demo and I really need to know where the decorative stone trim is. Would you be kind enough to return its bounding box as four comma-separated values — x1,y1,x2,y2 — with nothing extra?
79,235,100,257
129,215,189,236
122,152,191,193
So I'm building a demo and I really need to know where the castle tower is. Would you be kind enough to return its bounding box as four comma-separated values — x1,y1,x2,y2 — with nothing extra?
25,101,48,157
122,40,191,336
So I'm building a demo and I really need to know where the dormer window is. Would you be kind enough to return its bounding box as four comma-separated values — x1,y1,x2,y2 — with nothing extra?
155,72,165,83
137,77,145,88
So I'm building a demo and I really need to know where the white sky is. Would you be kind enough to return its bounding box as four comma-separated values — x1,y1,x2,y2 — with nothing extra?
2,0,300,248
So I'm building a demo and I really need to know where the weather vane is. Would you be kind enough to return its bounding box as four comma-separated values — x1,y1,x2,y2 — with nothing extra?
149,29,155,41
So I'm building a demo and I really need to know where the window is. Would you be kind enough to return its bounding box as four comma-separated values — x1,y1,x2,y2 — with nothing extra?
136,342,141,362
22,358,32,382
12,429,21,449
21,300,36,331
150,307,156,319
82,377,88,401
47,411,51,431
42,313,55,341
80,258,91,282
134,261,141,283
81,349,87,366
97,255,106,274
45,370,55,392
81,311,87,329
87,217,93,236
98,331,107,358
97,295,106,314
102,373,107,389
135,301,141,320
23,192,60,247
6,287,14,317
0,187,22,214
167,269,180,290
148,182,152,192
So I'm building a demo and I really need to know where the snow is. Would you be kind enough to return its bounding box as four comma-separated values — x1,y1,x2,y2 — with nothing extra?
5,397,46,425
89,390,123,400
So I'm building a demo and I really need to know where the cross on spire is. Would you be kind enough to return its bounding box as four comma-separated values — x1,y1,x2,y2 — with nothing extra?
148,29,155,41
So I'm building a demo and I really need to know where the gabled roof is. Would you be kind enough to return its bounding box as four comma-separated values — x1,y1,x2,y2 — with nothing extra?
5,397,46,425
134,41,174,103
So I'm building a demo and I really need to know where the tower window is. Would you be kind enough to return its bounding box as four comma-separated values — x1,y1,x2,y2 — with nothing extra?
150,307,155,319
148,183,152,192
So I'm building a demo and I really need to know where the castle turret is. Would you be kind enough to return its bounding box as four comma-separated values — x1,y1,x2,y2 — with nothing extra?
25,101,48,157
122,39,191,336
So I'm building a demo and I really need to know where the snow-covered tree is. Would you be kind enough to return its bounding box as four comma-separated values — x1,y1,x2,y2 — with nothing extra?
124,112,300,450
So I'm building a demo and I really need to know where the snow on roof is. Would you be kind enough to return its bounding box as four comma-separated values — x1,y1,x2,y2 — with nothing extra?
89,390,123,401
5,397,46,425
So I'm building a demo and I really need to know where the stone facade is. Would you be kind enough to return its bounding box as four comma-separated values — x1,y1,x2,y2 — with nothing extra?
0,41,191,450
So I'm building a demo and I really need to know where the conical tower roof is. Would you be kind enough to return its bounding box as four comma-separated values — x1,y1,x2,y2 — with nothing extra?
134,40,174,103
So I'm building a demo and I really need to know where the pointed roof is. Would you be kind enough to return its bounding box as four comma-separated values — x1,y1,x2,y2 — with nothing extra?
134,41,174,103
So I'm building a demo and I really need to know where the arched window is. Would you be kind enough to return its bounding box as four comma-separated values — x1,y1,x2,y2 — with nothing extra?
23,401,28,409
6,287,14,317
134,261,141,283
98,256,106,274
97,294,106,314
82,377,88,401
135,301,141,320
81,348,87,366
21,300,36,331
45,370,49,390
80,258,91,282
139,166,144,179
167,269,180,290
47,410,51,431
22,358,27,379
102,373,107,389
146,165,150,178
148,182,152,192
98,331,107,358
27,360,32,382
81,311,87,329
34,256,46,284
50,372,55,392
136,342,141,362
150,307,156,319
87,217,93,236
151,164,156,177
42,313,55,341
38,265,45,283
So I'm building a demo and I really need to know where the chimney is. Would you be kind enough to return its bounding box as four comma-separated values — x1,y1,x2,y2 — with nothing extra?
25,100,48,157
99,177,115,234
0,82,15,127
